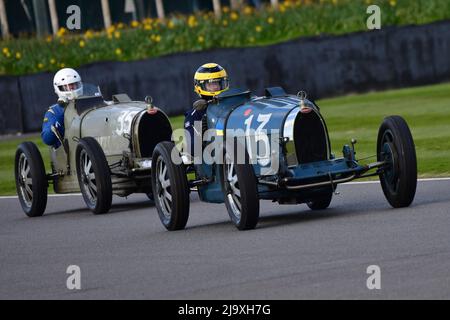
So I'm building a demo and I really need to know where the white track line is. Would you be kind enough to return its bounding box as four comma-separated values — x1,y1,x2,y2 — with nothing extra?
346,177,450,185
0,193,82,200
1,178,449,200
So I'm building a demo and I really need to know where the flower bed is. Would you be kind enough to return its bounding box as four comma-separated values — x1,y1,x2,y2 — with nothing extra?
1,0,449,76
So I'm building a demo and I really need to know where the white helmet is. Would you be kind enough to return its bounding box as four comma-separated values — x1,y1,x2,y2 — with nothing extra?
53,68,83,100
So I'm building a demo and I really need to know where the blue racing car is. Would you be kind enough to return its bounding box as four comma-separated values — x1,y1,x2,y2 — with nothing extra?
151,87,417,231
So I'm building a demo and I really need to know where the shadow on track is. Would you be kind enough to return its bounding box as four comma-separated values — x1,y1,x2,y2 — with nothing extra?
184,204,404,232
42,199,155,217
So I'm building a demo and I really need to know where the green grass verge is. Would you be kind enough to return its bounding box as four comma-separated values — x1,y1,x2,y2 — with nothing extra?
322,83,450,178
1,82,450,195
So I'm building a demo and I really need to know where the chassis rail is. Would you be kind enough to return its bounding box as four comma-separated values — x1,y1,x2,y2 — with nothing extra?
258,160,386,191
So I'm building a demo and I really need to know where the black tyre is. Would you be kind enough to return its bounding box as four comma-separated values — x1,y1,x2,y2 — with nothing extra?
377,116,417,208
151,141,190,231
15,142,48,217
222,144,259,230
146,192,155,203
307,189,333,210
76,137,112,214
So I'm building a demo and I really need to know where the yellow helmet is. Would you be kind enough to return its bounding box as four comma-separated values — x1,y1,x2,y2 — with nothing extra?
194,63,229,97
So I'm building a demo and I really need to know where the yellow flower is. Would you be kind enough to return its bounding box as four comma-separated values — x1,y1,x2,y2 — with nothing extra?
244,6,253,15
150,34,162,42
38,63,44,69
267,17,274,24
59,63,65,68
222,6,230,13
115,48,122,56
84,30,94,39
332,0,338,5
56,27,66,37
2,47,9,55
50,58,56,65
255,25,262,32
389,0,396,6
154,18,162,26
222,20,228,27
46,35,53,43
79,40,85,48
131,20,139,28
107,25,115,34
248,36,255,43
117,23,124,29
230,12,239,21
144,24,152,31
188,15,197,28
167,20,175,29
114,31,121,39
15,52,21,60
198,35,205,43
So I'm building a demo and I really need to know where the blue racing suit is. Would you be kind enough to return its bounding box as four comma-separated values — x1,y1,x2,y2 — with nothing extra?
184,107,206,156
41,103,65,148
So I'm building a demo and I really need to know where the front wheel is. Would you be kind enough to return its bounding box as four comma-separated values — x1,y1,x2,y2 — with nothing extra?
377,116,417,208
15,142,48,217
76,137,112,214
222,149,259,230
151,141,190,231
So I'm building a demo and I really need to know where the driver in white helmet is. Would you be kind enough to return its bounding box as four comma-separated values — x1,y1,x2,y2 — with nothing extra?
41,68,83,147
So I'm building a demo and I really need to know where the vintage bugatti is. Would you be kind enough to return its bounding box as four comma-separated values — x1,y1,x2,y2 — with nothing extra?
151,87,417,231
15,85,172,217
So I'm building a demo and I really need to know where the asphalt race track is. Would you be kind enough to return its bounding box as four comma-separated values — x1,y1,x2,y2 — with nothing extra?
1,180,449,300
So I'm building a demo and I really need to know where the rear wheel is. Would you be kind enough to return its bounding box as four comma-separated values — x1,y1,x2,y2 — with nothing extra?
15,142,48,217
377,116,417,208
307,189,333,210
151,141,190,231
222,147,259,230
76,137,112,214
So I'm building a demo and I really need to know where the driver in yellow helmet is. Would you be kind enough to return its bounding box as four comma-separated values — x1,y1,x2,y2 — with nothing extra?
184,63,230,157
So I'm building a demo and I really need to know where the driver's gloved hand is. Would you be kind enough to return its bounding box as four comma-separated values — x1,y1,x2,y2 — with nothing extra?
57,97,69,107
193,99,208,111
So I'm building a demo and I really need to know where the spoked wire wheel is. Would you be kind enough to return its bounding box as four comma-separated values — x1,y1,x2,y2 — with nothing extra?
224,155,242,221
379,130,399,195
15,142,48,217
222,145,259,230
76,137,112,214
151,141,189,231
18,153,33,208
155,157,172,219
79,149,98,207
377,116,417,208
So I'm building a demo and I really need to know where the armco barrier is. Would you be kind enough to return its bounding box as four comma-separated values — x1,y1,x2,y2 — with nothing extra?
0,76,23,134
1,20,449,134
